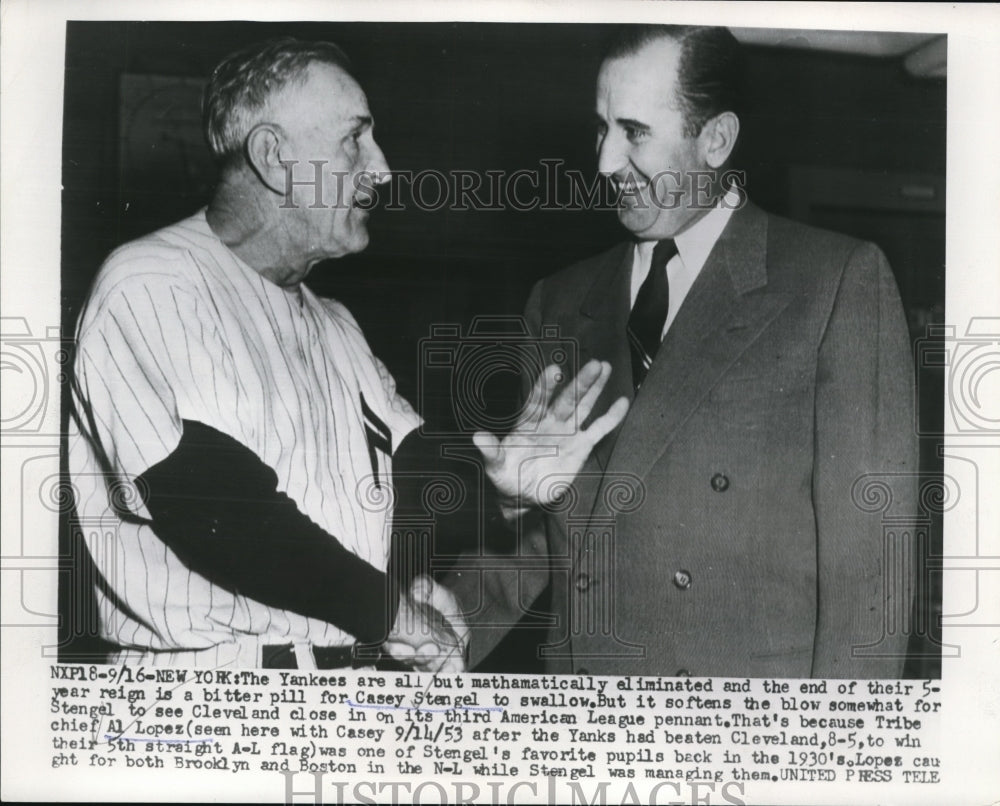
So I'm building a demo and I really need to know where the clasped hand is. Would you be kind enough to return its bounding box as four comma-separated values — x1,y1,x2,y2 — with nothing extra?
385,575,468,673
384,360,628,672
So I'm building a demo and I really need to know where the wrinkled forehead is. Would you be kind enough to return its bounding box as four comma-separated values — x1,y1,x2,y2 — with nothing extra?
596,39,683,114
269,61,371,131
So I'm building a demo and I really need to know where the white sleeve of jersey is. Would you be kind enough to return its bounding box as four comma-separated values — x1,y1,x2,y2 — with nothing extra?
73,258,240,506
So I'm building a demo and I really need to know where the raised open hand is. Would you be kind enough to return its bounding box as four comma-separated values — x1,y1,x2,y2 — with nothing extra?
473,359,629,516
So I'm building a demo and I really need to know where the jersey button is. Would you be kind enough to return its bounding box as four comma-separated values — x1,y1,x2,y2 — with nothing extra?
672,569,692,590
710,473,730,492
575,573,594,592
675,668,691,677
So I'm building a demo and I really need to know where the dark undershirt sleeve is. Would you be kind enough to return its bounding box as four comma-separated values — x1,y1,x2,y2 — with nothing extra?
136,419,394,644
391,430,517,572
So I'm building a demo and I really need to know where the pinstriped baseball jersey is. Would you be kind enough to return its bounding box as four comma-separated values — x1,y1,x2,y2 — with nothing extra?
68,209,420,666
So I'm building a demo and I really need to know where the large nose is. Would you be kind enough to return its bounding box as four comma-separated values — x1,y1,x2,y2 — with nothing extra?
367,139,391,185
597,128,628,179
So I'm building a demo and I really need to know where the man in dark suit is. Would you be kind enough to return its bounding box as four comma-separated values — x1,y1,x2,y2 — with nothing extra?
455,25,918,679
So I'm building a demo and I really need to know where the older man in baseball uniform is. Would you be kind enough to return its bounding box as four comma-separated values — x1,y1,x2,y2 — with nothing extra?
68,38,623,671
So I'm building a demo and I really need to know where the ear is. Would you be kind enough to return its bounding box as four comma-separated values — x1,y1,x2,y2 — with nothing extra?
699,111,740,169
244,123,288,195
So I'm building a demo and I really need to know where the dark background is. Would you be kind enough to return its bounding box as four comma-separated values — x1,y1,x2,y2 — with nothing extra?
59,21,946,677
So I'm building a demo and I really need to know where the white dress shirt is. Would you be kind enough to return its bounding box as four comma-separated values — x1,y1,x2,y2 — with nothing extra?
629,188,739,339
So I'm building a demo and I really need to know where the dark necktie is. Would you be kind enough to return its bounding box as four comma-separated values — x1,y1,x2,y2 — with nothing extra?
627,239,677,392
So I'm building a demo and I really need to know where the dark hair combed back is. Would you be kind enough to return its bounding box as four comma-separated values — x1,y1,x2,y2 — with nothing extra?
203,37,354,164
605,25,745,138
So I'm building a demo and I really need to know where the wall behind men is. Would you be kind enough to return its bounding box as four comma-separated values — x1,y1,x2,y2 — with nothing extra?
62,20,946,405
59,21,946,671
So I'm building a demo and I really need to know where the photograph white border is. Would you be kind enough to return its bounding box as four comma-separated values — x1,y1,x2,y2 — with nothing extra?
2,1,998,803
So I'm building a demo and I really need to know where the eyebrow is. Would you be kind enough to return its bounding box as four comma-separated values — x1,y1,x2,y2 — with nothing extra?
349,115,373,128
592,113,650,131
614,117,650,131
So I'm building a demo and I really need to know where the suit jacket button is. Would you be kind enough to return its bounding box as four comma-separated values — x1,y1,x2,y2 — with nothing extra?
710,473,730,492
675,668,690,676
575,573,593,592
672,569,692,590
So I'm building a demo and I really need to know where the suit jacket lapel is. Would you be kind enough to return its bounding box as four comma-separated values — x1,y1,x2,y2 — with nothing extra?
539,244,632,541
594,203,791,514
576,243,634,471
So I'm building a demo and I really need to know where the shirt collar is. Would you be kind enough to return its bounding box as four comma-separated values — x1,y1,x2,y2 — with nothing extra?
672,186,739,276
633,186,738,277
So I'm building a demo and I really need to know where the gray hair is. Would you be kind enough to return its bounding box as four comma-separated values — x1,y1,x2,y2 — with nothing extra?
203,37,354,165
